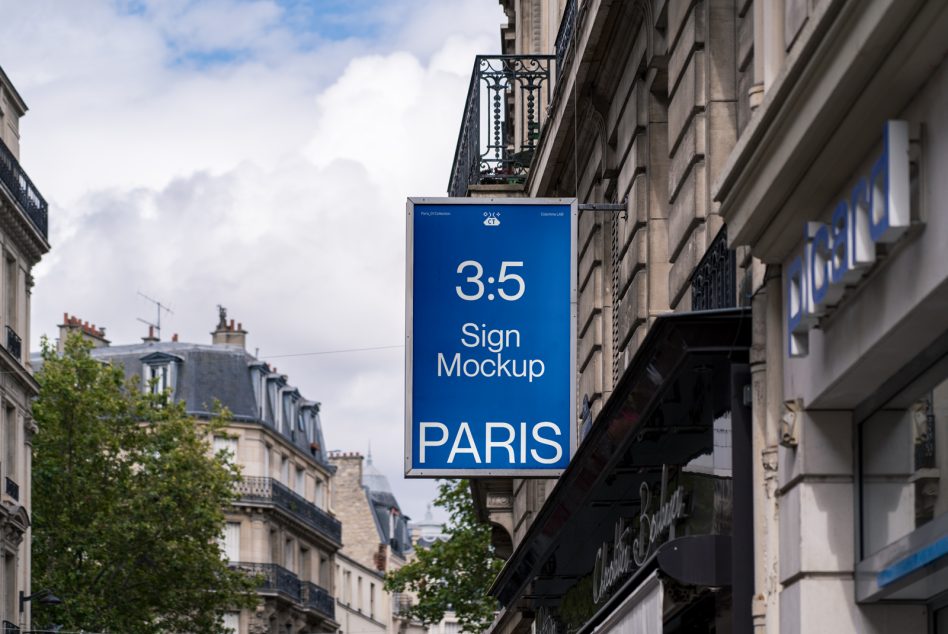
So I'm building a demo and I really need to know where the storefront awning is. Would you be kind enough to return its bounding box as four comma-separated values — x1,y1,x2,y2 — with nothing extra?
488,308,752,616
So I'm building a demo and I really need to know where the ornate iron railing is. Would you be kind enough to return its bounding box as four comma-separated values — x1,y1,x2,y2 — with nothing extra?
0,139,48,239
234,476,342,543
2,620,19,633
5,477,18,501
231,562,301,602
302,580,335,619
6,326,21,362
691,227,736,311
555,0,578,82
448,55,555,197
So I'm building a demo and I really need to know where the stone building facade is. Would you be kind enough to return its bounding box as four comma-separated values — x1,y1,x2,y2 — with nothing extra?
328,451,426,634
57,310,341,634
448,0,948,632
0,64,50,631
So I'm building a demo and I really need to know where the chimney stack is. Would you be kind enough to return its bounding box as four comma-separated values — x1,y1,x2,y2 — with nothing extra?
142,324,159,343
211,306,247,348
58,313,110,353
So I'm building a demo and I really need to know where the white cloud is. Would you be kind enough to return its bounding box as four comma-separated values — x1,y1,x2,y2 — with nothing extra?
2,0,504,522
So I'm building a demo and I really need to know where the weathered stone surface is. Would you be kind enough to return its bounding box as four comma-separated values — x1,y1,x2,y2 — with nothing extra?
616,133,647,202
579,222,603,292
707,0,737,101
668,0,702,50
785,0,809,51
578,206,601,259
738,10,753,71
617,227,646,301
578,266,603,337
648,123,670,220
669,3,704,95
669,230,699,309
668,164,707,262
669,113,706,202
669,51,706,155
617,177,647,256
616,270,647,351
578,350,603,408
615,83,644,162
607,37,648,142
707,100,737,190
578,314,603,372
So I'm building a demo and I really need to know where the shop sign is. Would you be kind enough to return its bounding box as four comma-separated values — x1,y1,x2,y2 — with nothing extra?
405,198,577,477
592,477,686,603
786,120,912,357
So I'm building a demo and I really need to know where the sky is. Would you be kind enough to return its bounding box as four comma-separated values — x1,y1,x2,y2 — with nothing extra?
0,0,505,525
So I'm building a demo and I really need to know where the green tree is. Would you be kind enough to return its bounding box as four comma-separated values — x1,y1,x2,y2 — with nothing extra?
30,333,259,633
385,479,503,633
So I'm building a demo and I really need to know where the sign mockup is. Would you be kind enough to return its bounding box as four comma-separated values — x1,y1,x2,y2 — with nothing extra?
405,198,577,477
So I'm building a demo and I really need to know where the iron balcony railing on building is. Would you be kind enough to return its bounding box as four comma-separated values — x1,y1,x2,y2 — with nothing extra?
231,561,301,603
234,476,342,544
392,592,413,616
5,477,18,501
0,139,48,239
448,54,555,197
554,0,579,83
691,227,737,311
302,580,335,619
2,621,18,633
6,326,21,362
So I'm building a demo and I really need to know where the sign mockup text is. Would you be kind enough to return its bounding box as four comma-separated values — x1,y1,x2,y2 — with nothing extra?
406,199,576,476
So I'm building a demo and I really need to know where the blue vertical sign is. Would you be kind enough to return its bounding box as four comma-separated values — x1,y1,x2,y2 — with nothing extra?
406,198,577,477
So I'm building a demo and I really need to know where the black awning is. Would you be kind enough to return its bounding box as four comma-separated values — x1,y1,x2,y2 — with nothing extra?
489,308,751,608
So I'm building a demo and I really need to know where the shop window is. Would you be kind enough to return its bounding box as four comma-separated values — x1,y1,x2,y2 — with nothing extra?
860,373,947,558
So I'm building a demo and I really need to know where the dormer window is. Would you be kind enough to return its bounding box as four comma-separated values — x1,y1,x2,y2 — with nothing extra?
139,352,182,398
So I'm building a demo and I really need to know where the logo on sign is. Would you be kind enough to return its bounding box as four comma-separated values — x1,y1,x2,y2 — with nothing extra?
786,120,915,357
483,211,501,227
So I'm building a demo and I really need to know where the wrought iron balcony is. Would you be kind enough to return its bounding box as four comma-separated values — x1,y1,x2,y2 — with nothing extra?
0,138,48,239
302,580,335,619
231,561,301,602
448,55,554,197
392,592,413,616
6,326,21,362
2,620,19,633
691,227,737,311
235,476,342,544
555,0,579,83
5,477,18,501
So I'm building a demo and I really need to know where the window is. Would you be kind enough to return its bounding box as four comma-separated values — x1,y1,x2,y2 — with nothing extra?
5,551,15,619
860,373,948,558
5,405,15,487
295,467,305,497
280,456,289,484
5,256,16,332
343,570,352,604
319,554,330,588
357,576,363,611
213,436,238,462
370,582,376,618
284,539,295,572
220,522,240,562
263,444,270,478
315,479,325,509
300,547,311,582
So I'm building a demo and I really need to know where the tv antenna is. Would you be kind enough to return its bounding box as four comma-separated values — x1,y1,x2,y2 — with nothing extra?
137,291,173,340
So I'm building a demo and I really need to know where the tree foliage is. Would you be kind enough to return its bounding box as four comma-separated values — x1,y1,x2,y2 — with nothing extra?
31,333,259,633
384,479,503,633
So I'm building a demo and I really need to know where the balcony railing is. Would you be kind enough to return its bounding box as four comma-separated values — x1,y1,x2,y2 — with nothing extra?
555,0,579,83
235,476,342,543
5,477,18,501
6,326,21,362
691,227,737,311
448,55,555,197
3,620,19,633
302,580,335,619
0,139,48,239
392,592,413,616
231,562,301,602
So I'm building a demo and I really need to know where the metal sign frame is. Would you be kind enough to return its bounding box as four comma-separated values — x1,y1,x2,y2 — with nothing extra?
405,197,578,477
